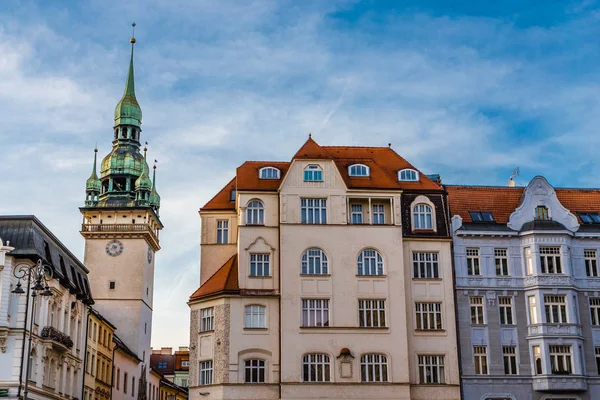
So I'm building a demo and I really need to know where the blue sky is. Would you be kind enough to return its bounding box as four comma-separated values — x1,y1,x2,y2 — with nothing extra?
1,0,600,347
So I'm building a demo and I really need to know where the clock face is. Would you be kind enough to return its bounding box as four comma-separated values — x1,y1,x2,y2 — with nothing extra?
105,240,124,257
147,246,153,263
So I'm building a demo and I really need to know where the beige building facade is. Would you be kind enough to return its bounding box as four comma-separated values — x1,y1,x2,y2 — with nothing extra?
188,137,460,400
83,308,115,400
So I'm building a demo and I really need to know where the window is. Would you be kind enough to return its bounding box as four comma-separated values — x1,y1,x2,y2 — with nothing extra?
357,249,384,276
301,299,329,327
413,204,433,229
549,345,572,375
246,200,264,225
230,190,236,202
199,360,213,385
413,252,439,279
200,307,214,332
590,298,600,326
157,362,167,369
473,346,488,375
469,211,495,222
540,247,562,274
348,164,369,177
495,249,509,276
399,169,418,181
535,206,549,220
124,372,128,394
372,204,385,224
579,212,600,224
418,355,445,384
467,248,480,275
533,346,542,375
117,369,120,390
528,296,538,324
217,220,229,244
245,305,266,328
259,166,280,179
585,250,598,277
351,204,363,224
596,347,600,373
301,198,327,224
360,354,388,382
301,248,328,275
132,376,135,397
302,354,330,382
358,300,386,327
250,254,270,277
415,302,443,330
109,281,115,289
524,247,533,275
499,297,514,325
304,165,323,182
545,295,567,323
182,361,190,367
470,297,485,325
503,346,518,375
244,359,266,383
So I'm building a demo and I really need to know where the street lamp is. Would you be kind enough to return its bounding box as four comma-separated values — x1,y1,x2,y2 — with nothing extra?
12,259,54,400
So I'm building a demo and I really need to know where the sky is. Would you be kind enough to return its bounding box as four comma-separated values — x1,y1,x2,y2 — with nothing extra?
1,0,600,348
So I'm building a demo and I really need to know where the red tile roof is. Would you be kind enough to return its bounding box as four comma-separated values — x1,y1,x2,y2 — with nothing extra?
189,254,239,301
236,161,291,191
201,177,236,211
293,135,331,159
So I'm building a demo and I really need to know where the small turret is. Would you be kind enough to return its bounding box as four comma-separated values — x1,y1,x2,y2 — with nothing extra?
135,145,152,206
85,148,101,206
149,161,161,213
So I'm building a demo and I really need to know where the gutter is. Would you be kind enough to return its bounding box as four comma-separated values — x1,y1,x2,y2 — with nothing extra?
81,306,91,400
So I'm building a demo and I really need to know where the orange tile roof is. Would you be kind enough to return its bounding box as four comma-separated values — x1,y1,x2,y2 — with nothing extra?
236,161,291,191
293,135,331,159
189,254,239,301
201,177,236,211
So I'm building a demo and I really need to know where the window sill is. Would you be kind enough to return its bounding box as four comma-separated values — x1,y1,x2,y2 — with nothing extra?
301,274,331,277
415,329,446,332
412,278,442,281
243,327,268,331
300,326,388,330
470,324,487,327
249,276,272,279
412,229,436,233
356,275,387,278
199,329,214,334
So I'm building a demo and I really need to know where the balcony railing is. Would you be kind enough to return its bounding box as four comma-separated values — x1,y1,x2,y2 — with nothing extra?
81,223,159,248
40,326,73,350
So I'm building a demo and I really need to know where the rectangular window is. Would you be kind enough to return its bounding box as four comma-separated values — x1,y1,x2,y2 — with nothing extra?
199,360,213,385
244,359,266,383
544,295,567,323
216,220,229,244
415,302,443,330
418,355,445,384
117,369,120,390
301,299,330,327
109,281,115,289
470,297,485,325
372,204,385,224
244,305,266,329
473,346,488,375
132,376,135,397
524,247,533,275
596,347,600,374
413,252,439,279
499,297,514,325
124,372,128,394
304,165,323,182
358,300,386,328
351,204,363,224
536,206,549,220
301,198,327,224
249,254,270,277
200,307,214,332
540,247,562,274
590,298,600,326
529,296,538,324
495,248,509,276
503,346,518,375
467,248,481,275
586,250,598,277
533,345,542,375
549,345,572,375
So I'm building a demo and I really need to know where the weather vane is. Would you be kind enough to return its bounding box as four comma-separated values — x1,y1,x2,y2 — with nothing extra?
131,22,136,44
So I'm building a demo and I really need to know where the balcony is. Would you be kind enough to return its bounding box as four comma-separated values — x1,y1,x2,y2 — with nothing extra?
527,323,582,338
532,375,587,392
347,197,396,225
81,223,159,250
40,326,73,352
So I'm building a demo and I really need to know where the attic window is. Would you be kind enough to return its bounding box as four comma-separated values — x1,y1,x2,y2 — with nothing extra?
535,206,550,220
469,211,495,223
399,169,419,182
579,212,600,224
304,165,323,182
259,166,280,179
348,164,369,177
230,190,236,202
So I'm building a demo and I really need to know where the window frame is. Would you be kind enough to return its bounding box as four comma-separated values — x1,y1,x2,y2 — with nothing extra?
398,168,419,182
535,205,550,220
544,295,568,324
413,203,433,230
216,220,229,244
360,353,388,382
549,345,572,375
358,299,386,328
301,198,327,224
199,360,213,385
539,247,562,274
302,353,331,382
249,253,270,277
372,204,385,225
301,248,329,275
418,355,445,384
301,299,330,327
348,164,370,177
244,304,266,329
494,248,509,276
590,298,600,326
503,346,518,375
498,296,514,325
246,200,265,225
200,307,214,332
357,248,384,276
415,302,443,330
468,211,495,222
258,166,281,180
585,250,598,277
304,165,323,182
470,296,485,325
473,346,489,375
466,248,481,276
350,203,364,224
244,359,266,383
413,252,439,279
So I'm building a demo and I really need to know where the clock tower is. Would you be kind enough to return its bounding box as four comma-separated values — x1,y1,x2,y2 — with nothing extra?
80,32,162,364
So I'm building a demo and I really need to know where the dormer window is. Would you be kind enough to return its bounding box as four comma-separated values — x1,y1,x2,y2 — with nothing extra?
348,164,369,177
304,165,323,182
399,169,419,182
259,166,281,179
469,211,495,223
535,206,549,220
230,190,236,202
579,212,600,224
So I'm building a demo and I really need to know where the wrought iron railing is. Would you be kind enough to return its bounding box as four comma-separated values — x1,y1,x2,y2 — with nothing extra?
40,326,73,349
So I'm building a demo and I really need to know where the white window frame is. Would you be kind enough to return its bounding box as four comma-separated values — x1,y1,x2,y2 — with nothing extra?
590,298,600,326
357,249,384,276
503,346,518,375
348,164,370,177
301,299,330,327
585,250,598,277
302,353,331,382
249,253,270,277
258,166,280,179
413,252,439,279
498,297,514,325
470,296,485,325
200,307,214,332
199,360,213,385
358,300,386,328
399,168,419,181
495,248,509,276
413,203,433,229
533,345,543,375
539,247,562,274
301,198,327,224
418,355,445,384
372,204,385,224
528,295,538,324
549,345,572,375
544,295,567,324
244,359,266,383
467,248,481,275
524,247,533,275
304,165,323,182
351,204,363,224
244,305,266,329
246,200,265,225
301,248,328,275
360,353,388,382
415,302,443,330
473,346,488,375
216,220,229,244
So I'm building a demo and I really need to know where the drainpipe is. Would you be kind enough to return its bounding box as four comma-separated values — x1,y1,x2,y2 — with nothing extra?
81,306,91,400
278,191,282,400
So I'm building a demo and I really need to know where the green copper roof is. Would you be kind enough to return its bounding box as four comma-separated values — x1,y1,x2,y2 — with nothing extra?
135,149,152,191
114,41,142,128
101,144,146,177
86,149,101,192
149,165,161,207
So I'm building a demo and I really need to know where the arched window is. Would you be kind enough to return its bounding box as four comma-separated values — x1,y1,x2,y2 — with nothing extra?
399,169,419,181
360,353,388,382
302,353,331,382
246,200,264,225
259,167,281,179
301,248,328,275
244,359,266,383
348,164,369,177
413,204,433,229
357,249,384,276
244,305,266,328
304,165,323,182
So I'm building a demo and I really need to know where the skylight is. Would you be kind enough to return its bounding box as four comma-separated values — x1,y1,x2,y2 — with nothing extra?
469,211,495,222
579,212,600,224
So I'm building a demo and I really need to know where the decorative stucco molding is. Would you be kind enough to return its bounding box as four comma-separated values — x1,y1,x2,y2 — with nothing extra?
0,328,8,353
244,236,276,252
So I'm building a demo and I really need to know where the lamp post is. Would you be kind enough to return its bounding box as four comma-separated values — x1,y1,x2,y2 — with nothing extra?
12,259,54,400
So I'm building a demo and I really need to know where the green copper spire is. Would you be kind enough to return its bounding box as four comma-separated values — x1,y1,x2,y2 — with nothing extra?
114,23,142,128
85,148,101,192
135,145,152,195
149,161,161,209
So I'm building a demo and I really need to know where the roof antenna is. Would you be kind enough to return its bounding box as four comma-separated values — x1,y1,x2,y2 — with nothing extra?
388,143,391,148
508,166,519,187
308,133,312,139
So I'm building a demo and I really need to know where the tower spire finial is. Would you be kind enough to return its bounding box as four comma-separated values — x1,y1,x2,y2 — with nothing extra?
114,23,142,127
131,22,136,44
